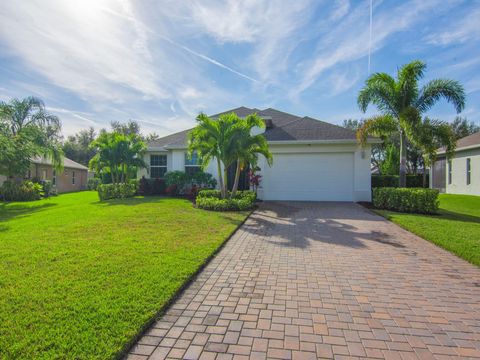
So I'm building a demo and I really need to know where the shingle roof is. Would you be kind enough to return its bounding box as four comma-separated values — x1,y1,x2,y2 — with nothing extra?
437,131,480,153
147,107,368,149
32,156,88,170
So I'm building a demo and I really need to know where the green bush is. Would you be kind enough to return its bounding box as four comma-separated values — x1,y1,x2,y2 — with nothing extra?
372,187,439,214
164,171,216,195
87,178,101,190
196,190,256,211
196,197,254,211
372,174,428,188
41,180,56,198
97,183,136,201
0,180,43,201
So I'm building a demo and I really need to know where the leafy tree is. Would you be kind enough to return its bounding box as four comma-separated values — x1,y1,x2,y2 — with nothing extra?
89,131,146,184
0,96,63,179
62,127,97,166
450,116,480,140
379,143,399,175
357,60,465,187
230,114,272,198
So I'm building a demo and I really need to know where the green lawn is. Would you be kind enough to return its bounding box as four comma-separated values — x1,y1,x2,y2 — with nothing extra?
0,191,248,359
376,194,480,266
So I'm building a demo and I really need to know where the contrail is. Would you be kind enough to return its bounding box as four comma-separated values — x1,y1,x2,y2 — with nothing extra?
161,36,259,83
368,0,373,74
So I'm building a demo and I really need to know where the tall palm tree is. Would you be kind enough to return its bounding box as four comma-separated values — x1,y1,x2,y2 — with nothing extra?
230,114,272,198
188,112,243,199
411,117,456,187
0,96,63,178
357,60,465,187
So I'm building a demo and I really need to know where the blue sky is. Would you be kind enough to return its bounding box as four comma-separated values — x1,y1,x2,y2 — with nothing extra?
1,0,479,137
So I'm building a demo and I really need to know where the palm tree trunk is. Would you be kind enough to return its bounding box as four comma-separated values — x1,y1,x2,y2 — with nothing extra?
423,167,427,188
216,158,225,199
399,131,407,187
223,167,229,198
231,160,241,199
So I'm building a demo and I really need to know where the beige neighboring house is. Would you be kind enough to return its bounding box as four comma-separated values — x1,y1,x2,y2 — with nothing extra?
430,131,480,195
0,157,88,193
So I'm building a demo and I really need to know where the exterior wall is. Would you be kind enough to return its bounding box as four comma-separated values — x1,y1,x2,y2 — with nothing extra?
140,143,372,202
446,148,480,196
32,164,87,193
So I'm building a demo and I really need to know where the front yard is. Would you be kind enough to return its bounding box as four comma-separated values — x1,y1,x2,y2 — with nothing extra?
376,194,480,266
0,192,248,359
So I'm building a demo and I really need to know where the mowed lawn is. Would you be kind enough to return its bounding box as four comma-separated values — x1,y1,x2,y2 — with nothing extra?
0,191,248,359
376,194,480,266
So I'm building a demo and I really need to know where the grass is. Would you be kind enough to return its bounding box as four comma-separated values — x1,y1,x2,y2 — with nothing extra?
0,191,248,359
375,194,480,266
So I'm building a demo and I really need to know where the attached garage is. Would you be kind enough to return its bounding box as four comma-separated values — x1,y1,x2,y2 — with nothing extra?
260,152,354,201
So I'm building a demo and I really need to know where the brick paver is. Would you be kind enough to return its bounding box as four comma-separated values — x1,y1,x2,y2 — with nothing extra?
126,202,480,359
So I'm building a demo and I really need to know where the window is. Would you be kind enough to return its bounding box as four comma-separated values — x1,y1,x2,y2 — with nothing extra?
150,154,167,178
466,158,471,185
448,160,452,185
42,169,47,181
185,152,201,175
52,170,56,185
72,171,75,185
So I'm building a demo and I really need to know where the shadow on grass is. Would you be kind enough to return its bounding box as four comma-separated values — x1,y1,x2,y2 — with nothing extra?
92,196,182,206
0,202,58,231
437,209,480,224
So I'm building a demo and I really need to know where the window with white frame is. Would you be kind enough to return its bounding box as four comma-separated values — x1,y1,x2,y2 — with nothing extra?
72,171,75,185
150,154,167,178
185,151,201,175
448,160,452,184
52,170,56,185
466,158,471,185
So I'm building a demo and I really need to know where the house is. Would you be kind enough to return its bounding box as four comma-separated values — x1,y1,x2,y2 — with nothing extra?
138,107,380,201
431,131,480,195
0,157,89,193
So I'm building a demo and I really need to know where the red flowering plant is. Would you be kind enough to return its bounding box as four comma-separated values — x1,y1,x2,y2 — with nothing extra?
248,166,262,196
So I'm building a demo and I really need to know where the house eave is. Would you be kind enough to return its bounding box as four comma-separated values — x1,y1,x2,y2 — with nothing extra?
437,143,480,155
267,139,381,145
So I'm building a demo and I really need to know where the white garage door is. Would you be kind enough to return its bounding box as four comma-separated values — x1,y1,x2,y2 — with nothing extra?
261,152,354,201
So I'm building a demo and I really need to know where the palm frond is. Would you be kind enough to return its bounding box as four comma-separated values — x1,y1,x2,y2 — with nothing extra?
416,79,465,113
358,72,397,115
356,115,398,145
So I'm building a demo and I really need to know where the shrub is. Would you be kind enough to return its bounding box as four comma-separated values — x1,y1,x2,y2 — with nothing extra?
97,183,136,201
164,170,216,195
191,171,217,188
371,174,428,188
196,197,254,211
87,178,101,191
372,187,439,214
196,190,256,211
0,180,43,201
41,180,56,198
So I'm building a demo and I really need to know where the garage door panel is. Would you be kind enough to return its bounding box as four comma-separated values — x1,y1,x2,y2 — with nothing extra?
261,153,354,201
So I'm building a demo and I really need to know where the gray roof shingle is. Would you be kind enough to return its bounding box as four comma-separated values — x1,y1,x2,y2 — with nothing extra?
437,131,480,153
32,156,88,170
147,107,365,149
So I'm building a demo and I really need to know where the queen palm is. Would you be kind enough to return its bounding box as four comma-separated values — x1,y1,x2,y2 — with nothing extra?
357,60,465,187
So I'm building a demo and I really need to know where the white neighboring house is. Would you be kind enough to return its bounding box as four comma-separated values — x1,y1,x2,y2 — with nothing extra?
431,131,480,195
138,107,380,202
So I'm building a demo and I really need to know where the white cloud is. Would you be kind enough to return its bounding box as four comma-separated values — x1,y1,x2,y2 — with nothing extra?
330,0,350,21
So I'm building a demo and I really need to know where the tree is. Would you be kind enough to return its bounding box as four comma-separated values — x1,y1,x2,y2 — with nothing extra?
230,114,272,198
357,60,465,187
89,131,147,184
411,117,456,187
450,116,480,140
63,127,97,166
0,96,63,179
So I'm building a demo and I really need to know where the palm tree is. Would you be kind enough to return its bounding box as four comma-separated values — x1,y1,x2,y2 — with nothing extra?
0,96,63,179
411,117,456,187
357,60,465,187
230,114,272,198
188,112,243,199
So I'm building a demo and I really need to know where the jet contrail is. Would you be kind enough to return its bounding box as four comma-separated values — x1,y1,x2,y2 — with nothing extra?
368,0,373,74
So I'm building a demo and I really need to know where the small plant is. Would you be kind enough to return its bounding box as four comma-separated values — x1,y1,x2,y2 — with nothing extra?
372,187,439,214
0,180,43,201
41,180,56,198
196,189,256,211
97,183,136,201
248,167,262,196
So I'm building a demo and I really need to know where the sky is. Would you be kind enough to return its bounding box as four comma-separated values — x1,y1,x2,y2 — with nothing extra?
1,0,479,137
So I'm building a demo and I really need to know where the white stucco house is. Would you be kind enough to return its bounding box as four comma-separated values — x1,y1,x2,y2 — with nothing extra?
431,131,480,195
138,107,380,202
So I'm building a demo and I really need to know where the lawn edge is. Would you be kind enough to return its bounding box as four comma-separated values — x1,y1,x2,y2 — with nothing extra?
364,205,479,267
115,208,254,359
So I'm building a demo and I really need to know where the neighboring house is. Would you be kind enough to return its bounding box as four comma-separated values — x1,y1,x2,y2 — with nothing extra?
139,107,379,202
1,157,88,193
431,131,480,195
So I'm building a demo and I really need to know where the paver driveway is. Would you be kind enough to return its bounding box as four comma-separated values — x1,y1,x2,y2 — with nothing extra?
127,202,480,360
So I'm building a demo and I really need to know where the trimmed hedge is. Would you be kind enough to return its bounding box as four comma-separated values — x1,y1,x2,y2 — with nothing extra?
97,183,137,201
196,190,256,211
0,180,43,201
87,178,101,191
372,187,439,214
371,174,428,188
